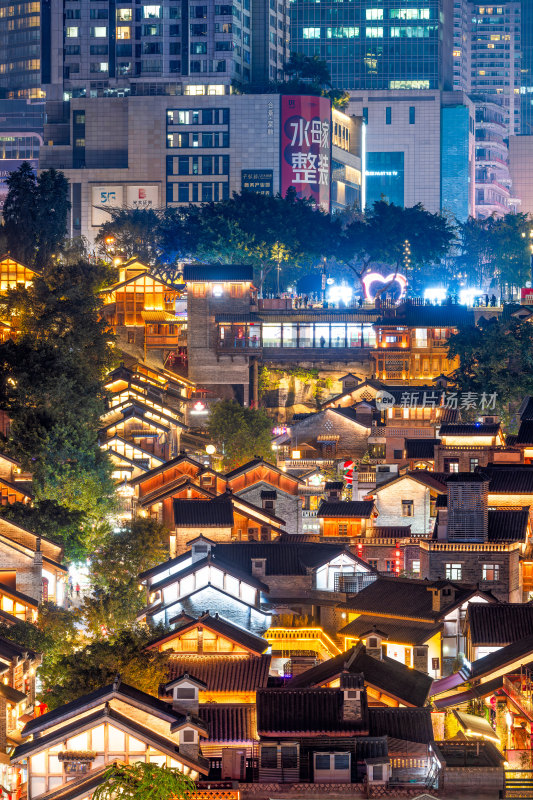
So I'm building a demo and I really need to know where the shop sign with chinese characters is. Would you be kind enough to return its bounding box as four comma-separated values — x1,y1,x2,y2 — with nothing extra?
280,95,331,211
241,170,273,196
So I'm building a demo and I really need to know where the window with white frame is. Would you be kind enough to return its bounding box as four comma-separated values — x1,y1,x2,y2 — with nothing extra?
445,563,462,580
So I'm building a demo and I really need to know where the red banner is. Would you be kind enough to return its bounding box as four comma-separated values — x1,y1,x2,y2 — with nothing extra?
280,95,331,212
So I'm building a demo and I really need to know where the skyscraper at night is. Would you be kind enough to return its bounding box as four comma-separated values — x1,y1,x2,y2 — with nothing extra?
289,0,453,91
0,0,288,101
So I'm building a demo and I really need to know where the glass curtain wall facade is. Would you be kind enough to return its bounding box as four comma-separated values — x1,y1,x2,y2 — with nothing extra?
289,0,453,90
520,0,533,134
0,0,47,98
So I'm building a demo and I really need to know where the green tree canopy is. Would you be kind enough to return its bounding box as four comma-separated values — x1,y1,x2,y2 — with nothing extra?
37,627,170,709
174,190,343,292
453,212,533,297
0,256,117,544
448,315,533,425
2,163,70,268
82,517,169,636
93,762,197,800
95,208,167,264
339,201,456,293
208,400,273,469
0,500,87,562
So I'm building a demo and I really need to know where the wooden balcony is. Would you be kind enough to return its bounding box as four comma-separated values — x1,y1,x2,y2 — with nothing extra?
145,333,181,349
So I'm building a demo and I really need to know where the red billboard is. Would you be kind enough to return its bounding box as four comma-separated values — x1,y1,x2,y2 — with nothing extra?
280,95,331,212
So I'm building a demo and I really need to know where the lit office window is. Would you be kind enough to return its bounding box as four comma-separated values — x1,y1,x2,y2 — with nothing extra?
142,5,161,17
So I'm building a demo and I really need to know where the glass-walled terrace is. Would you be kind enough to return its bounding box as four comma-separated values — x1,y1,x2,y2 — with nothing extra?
218,321,376,349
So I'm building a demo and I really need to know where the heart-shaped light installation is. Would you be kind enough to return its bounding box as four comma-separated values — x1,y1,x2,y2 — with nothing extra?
362,272,408,302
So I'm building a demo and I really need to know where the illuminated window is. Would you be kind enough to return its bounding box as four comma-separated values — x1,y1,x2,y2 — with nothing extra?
116,26,131,38
90,26,107,36
327,26,358,37
142,5,161,17
66,26,79,36
117,8,133,20
445,563,462,580
390,8,430,19
302,26,320,38
389,80,429,88
365,8,383,19
366,26,383,37
482,564,500,581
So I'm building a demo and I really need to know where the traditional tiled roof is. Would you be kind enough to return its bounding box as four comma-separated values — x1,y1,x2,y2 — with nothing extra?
466,604,533,646
469,633,533,680
199,704,257,742
0,581,38,609
405,439,440,460
337,577,493,622
286,644,432,707
0,683,26,703
339,615,442,646
173,497,234,527
149,612,268,655
225,457,302,483
440,423,500,436
483,464,533,494
0,635,38,663
371,525,412,538
519,396,533,421
368,707,434,744
164,655,271,692
331,407,373,427
128,453,217,486
432,740,505,768
21,680,190,737
445,472,489,483
375,471,448,494
149,554,268,594
318,500,375,519
183,264,253,282
256,686,369,735
487,507,529,542
514,421,533,445
211,542,369,576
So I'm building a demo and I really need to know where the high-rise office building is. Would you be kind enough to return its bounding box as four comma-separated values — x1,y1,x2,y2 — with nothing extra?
520,1,533,135
0,0,288,101
452,1,521,217
289,0,453,91
468,2,521,135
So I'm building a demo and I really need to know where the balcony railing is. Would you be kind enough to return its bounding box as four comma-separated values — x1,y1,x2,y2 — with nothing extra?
283,459,335,468
503,676,533,722
334,573,377,593
146,334,181,348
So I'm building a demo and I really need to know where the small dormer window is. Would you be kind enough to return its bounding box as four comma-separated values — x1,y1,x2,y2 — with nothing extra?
254,561,263,569
263,499,274,511
368,637,378,648
193,544,208,554
182,730,195,743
